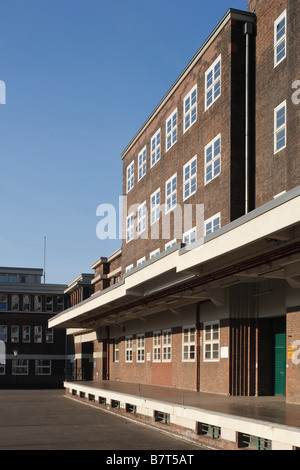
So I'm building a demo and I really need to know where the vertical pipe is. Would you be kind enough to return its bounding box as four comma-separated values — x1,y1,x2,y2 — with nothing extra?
245,26,250,215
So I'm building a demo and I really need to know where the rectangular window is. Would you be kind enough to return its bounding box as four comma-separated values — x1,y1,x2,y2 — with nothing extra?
138,146,147,181
34,326,42,343
153,331,161,362
166,109,177,151
0,275,6,283
183,156,197,200
114,339,120,362
126,161,134,193
274,101,286,153
205,55,221,110
205,134,221,184
11,326,19,343
274,10,286,67
46,297,53,312
125,264,133,273
13,359,29,375
151,129,161,167
184,85,197,133
165,173,177,213
0,326,7,342
0,295,7,311
150,248,160,259
182,326,196,361
11,295,19,311
165,239,177,250
126,212,134,243
204,321,220,362
162,329,171,362
22,326,31,343
34,295,42,312
57,296,64,312
46,328,54,343
125,335,133,362
137,257,146,266
136,334,145,362
137,201,146,235
23,295,31,311
205,213,221,235
150,188,160,225
35,359,51,375
183,227,196,245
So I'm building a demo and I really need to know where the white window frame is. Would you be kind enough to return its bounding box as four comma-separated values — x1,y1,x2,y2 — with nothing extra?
22,325,31,343
137,201,146,235
203,321,220,362
205,55,221,110
137,256,146,266
138,146,147,181
11,325,19,343
125,335,133,362
125,264,133,273
274,10,287,67
35,359,51,375
23,295,31,311
34,295,42,312
34,326,42,343
150,188,160,225
46,328,54,343
183,155,197,200
153,331,161,362
205,213,221,236
166,108,177,151
183,227,196,245
114,339,120,362
136,333,145,362
11,295,19,311
165,173,177,214
274,101,286,154
183,85,197,133
46,296,53,312
126,160,134,193
126,212,134,243
150,248,160,259
151,129,161,168
205,134,221,184
165,239,177,250
182,325,196,362
162,329,171,362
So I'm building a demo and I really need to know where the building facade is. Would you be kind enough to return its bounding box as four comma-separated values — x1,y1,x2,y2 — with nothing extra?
50,0,300,404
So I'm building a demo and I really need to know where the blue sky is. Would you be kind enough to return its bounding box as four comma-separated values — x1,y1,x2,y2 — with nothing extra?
0,0,248,285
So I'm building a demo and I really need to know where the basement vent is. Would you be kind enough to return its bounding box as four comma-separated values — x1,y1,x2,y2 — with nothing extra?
88,394,95,402
197,422,221,439
126,403,136,414
111,399,120,409
238,433,271,450
99,396,106,405
154,410,170,424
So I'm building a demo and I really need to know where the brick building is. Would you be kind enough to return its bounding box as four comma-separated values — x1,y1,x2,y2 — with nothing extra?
50,0,300,404
0,267,69,387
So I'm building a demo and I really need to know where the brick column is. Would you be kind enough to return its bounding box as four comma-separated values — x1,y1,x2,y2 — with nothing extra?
286,310,300,404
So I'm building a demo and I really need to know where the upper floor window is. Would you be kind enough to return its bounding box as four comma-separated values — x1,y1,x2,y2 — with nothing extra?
165,173,177,213
182,326,196,362
183,156,197,200
205,213,221,236
274,101,286,153
151,129,161,168
150,248,160,259
150,188,160,225
205,55,221,110
126,161,134,193
136,333,145,362
11,295,19,311
0,325,7,342
166,109,177,151
204,321,220,362
183,227,196,245
137,201,146,235
184,85,197,133
138,146,147,181
205,134,221,184
23,295,31,311
125,335,133,362
0,295,7,311
126,212,134,243
274,10,286,67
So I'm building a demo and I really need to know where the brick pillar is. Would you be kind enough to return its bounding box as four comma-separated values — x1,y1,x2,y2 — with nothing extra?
286,310,300,404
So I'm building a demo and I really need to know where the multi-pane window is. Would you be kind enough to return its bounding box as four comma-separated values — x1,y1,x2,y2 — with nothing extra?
183,156,197,200
34,295,42,311
136,334,145,362
0,326,7,342
153,331,161,362
126,212,134,243
13,359,29,375
137,201,146,235
35,360,51,375
150,188,160,225
57,297,64,312
126,161,134,193
205,55,221,110
204,321,220,362
274,101,286,153
22,326,31,343
137,257,146,266
150,249,160,259
11,326,19,343
138,146,147,181
166,109,177,151
11,295,19,311
184,85,197,133
182,326,196,361
162,329,171,362
151,129,161,167
165,173,177,213
23,295,31,311
34,326,42,343
114,339,120,362
125,335,133,362
46,328,54,343
0,295,7,311
165,239,177,250
274,10,286,67
205,213,221,235
125,264,133,273
46,297,53,312
205,134,221,184
183,227,196,245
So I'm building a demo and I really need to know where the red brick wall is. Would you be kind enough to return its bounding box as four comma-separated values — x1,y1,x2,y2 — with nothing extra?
286,310,300,404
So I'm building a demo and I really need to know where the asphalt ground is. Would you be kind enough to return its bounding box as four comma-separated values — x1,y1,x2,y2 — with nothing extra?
0,388,206,452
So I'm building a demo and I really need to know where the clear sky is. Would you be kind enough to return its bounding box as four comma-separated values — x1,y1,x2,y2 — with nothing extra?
0,0,248,285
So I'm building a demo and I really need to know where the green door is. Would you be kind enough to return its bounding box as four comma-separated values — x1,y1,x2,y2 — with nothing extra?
274,332,286,396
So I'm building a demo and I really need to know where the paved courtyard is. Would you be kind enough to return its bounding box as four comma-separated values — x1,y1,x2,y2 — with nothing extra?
0,389,205,451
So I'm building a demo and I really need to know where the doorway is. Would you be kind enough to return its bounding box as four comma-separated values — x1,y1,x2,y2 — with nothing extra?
273,317,286,396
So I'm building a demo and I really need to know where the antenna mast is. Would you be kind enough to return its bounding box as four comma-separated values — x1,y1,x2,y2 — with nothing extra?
43,236,46,284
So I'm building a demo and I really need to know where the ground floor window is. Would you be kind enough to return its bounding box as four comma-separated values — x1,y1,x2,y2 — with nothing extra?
12,359,29,375
136,334,145,362
125,336,133,362
162,329,171,362
182,326,196,361
204,321,220,361
35,359,51,375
